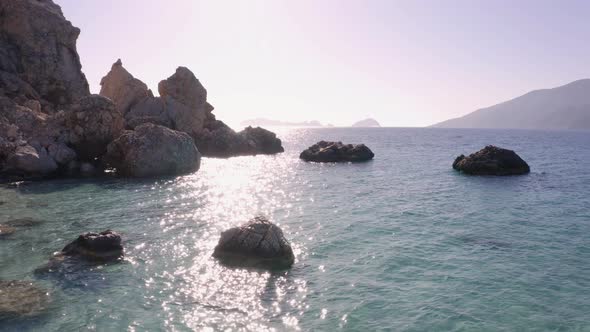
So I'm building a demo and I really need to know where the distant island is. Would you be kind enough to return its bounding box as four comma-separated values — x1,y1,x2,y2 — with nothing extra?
352,118,381,127
241,118,324,127
431,79,590,130
241,118,382,128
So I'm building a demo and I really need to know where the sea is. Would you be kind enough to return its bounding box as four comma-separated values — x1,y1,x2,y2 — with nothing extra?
1,127,589,331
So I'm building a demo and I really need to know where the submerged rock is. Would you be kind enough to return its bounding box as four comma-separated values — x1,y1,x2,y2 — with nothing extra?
61,230,123,261
213,216,295,268
104,123,201,177
0,280,50,319
4,217,43,228
300,141,374,162
0,224,16,237
453,145,530,175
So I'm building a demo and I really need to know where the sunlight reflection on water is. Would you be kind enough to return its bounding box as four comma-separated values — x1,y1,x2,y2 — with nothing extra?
139,149,307,330
3,128,589,331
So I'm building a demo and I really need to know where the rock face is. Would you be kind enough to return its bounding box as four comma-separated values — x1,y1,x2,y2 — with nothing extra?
1,0,283,182
0,280,50,318
3,144,57,176
0,0,91,181
0,0,89,110
65,95,124,160
453,145,530,175
99,59,150,116
100,62,284,157
61,230,123,261
213,216,295,268
104,123,201,177
300,141,374,162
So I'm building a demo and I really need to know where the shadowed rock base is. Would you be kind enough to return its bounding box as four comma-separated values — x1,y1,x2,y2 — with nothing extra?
213,216,295,269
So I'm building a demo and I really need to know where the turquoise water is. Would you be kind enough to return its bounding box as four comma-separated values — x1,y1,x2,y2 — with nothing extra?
1,128,590,331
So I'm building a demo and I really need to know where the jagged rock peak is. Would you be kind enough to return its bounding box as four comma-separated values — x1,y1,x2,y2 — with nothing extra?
158,66,208,111
99,59,150,115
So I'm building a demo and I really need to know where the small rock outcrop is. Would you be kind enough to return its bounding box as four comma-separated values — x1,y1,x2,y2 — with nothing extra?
197,124,284,157
61,230,123,261
300,141,374,162
0,280,50,318
453,145,530,175
213,216,295,268
104,123,201,177
239,126,285,155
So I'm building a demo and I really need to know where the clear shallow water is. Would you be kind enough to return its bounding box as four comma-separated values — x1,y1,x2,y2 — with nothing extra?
1,127,590,331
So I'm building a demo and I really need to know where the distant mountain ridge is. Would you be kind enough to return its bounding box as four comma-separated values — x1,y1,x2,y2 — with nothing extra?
352,118,381,127
432,79,590,130
241,118,324,127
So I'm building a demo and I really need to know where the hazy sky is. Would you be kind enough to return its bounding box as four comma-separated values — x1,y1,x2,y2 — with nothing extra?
59,0,590,127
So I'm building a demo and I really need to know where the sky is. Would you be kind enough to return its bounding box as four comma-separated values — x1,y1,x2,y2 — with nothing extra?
59,0,590,128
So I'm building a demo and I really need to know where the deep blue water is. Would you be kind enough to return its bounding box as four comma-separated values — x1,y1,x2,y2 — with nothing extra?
1,128,589,331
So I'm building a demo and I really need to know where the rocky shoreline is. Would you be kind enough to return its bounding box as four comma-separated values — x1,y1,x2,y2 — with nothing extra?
0,0,283,183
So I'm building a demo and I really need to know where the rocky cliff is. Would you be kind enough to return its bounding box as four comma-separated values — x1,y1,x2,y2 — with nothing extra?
0,0,283,182
100,61,284,157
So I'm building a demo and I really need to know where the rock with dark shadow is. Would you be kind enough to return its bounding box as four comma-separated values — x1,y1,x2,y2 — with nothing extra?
0,280,50,319
453,145,530,175
103,123,201,177
300,141,374,162
213,216,295,269
61,230,123,261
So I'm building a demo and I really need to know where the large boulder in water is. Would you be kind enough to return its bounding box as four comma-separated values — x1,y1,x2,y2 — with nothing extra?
197,123,284,157
0,0,89,110
239,126,285,154
453,145,530,175
104,123,201,177
65,95,125,161
61,230,123,261
213,216,295,268
300,141,374,162
0,280,50,319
